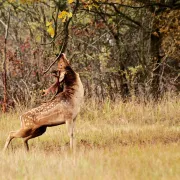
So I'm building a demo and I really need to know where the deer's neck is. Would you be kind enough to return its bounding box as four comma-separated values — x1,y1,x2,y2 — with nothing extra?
64,66,77,90
63,66,84,99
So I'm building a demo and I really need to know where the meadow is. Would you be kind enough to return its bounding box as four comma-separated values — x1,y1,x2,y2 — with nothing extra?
0,96,180,180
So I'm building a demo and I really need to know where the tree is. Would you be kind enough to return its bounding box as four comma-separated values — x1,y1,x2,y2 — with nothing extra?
0,9,10,112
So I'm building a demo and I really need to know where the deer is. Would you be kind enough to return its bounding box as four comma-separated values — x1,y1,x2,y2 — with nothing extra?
42,70,64,100
3,53,84,151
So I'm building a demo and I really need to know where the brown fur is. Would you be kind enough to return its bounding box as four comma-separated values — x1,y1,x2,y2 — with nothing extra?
3,53,84,151
42,71,61,96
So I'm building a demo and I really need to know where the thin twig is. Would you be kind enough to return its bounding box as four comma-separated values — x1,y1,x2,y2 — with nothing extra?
43,40,65,75
0,19,7,28
68,35,98,50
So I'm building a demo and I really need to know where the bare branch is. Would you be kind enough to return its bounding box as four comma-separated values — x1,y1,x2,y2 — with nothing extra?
42,0,80,74
1,9,10,113
41,0,80,47
43,40,65,75
0,19,7,28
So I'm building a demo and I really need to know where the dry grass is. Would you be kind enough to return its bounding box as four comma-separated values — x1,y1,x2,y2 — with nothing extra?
0,95,180,180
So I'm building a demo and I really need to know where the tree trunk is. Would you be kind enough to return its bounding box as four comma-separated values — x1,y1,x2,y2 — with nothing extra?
2,56,8,113
150,30,163,100
0,11,10,112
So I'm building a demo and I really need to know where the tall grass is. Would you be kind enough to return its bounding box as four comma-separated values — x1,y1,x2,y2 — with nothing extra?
0,95,179,179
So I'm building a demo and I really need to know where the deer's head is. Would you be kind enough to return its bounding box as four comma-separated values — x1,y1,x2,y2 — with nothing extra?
57,53,70,72
57,53,71,82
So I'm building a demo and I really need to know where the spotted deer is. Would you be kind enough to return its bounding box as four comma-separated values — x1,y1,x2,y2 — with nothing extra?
3,53,84,151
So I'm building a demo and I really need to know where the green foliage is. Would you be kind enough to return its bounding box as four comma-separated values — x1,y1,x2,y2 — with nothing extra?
126,65,143,81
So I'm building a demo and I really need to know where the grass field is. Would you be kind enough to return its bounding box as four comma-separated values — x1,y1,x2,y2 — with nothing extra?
0,96,180,180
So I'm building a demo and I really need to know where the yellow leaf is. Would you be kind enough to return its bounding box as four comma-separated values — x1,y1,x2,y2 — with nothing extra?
68,12,72,18
93,4,99,9
36,35,41,42
8,0,16,2
46,21,52,27
68,0,74,4
88,5,92,10
62,18,66,23
58,11,68,19
47,25,55,38
58,11,72,22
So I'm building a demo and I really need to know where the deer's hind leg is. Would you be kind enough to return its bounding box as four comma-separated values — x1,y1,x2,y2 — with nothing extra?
3,128,32,152
23,126,47,151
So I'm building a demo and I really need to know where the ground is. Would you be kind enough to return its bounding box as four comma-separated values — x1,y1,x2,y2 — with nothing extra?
0,98,179,180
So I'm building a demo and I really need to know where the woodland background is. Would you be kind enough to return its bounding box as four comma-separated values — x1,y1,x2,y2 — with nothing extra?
0,0,180,112
0,1,179,179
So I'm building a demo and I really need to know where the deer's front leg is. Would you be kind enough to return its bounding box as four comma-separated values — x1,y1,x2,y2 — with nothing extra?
66,120,75,150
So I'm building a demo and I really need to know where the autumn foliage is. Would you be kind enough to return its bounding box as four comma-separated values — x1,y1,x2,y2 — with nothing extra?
0,0,179,110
